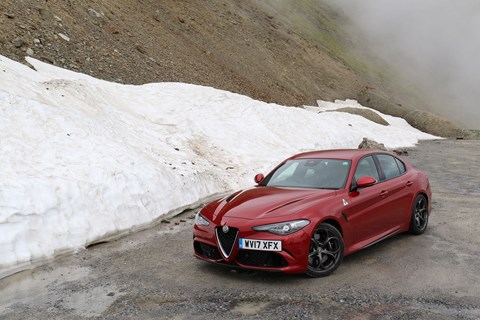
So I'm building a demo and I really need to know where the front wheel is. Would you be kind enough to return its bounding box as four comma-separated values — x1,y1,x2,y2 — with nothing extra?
409,194,429,235
306,223,344,277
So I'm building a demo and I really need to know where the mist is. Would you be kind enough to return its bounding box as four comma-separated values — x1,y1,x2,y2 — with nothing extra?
330,0,480,129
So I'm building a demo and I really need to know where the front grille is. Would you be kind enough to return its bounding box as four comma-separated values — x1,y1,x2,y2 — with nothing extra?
215,227,238,258
236,250,288,268
194,241,221,260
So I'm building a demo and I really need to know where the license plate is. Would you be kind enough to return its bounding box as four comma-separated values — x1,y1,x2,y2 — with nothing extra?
239,238,282,252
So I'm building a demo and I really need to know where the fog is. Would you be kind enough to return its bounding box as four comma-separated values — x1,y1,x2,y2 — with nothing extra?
330,0,480,129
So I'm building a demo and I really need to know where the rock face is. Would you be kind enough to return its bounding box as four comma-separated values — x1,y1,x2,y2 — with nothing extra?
0,0,364,107
358,90,468,138
358,138,387,151
333,107,389,126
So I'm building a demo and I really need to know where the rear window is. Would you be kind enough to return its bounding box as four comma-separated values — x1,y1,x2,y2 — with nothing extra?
377,154,401,180
395,158,407,174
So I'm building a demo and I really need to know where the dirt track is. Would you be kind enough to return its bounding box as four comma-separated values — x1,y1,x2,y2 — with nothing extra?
1,139,479,319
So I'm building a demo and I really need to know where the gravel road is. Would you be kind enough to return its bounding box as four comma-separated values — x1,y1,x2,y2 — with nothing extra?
1,139,479,320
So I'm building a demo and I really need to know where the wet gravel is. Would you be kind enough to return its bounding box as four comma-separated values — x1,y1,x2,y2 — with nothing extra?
1,139,480,319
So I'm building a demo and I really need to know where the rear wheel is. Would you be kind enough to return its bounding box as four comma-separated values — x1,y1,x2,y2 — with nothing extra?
409,194,429,235
306,223,344,277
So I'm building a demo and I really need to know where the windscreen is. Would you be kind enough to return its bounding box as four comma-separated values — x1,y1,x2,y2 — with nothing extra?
262,159,351,190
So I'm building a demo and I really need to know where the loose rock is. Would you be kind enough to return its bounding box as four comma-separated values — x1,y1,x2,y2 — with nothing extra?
39,55,55,64
358,137,387,151
106,25,120,34
87,8,103,18
58,33,70,42
11,38,23,48
136,45,146,54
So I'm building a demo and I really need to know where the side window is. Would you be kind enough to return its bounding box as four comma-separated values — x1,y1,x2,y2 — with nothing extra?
395,158,406,174
377,154,401,180
354,156,380,182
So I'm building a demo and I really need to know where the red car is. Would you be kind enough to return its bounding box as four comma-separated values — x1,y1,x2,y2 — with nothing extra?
193,149,431,277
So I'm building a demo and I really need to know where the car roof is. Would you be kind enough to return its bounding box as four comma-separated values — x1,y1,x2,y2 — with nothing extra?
290,149,391,161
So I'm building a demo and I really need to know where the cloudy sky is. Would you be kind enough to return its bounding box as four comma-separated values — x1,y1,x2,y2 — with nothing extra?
332,0,480,129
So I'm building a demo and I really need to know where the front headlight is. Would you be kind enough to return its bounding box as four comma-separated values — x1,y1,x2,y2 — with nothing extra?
252,219,310,235
194,212,210,226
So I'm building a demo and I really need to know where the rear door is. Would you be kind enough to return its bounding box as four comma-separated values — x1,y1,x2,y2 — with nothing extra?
375,154,414,228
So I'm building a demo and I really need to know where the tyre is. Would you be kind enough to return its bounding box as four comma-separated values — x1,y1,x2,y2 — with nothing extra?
409,194,429,235
306,223,344,277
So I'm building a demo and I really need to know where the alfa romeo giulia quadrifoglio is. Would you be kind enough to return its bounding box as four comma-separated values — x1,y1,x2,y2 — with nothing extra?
193,149,431,277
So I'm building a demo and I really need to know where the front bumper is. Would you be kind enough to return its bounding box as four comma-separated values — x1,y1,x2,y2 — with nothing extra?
193,218,309,274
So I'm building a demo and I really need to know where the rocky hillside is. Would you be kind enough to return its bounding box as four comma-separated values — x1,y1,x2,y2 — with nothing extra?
0,0,471,137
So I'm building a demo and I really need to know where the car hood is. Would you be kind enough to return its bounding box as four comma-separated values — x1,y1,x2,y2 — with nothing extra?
211,187,337,222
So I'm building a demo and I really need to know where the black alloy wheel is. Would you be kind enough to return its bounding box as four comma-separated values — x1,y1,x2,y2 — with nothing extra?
409,194,429,235
306,223,344,277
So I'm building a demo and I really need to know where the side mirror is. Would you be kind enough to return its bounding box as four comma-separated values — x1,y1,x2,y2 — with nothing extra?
254,173,264,184
356,176,376,188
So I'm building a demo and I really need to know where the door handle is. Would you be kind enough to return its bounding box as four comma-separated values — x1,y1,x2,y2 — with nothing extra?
406,181,413,187
380,190,389,197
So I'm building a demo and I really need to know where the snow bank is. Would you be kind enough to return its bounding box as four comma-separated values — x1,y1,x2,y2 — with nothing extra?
0,55,437,277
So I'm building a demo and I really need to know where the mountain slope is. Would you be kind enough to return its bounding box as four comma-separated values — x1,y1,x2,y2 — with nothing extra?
0,0,471,137
0,0,362,105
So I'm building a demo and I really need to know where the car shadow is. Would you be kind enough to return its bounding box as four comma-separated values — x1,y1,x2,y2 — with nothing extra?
194,232,421,283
